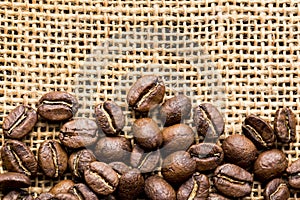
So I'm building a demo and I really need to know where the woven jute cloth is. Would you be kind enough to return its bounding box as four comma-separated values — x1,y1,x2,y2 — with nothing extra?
1,0,300,199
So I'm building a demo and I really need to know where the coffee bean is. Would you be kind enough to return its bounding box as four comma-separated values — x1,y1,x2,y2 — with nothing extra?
35,192,55,200
84,161,119,196
37,91,79,121
59,118,98,148
286,158,300,189
274,107,296,143
69,183,99,200
54,193,79,200
177,172,210,200
68,149,97,179
264,178,290,200
193,103,224,142
254,149,287,182
160,95,191,126
222,134,257,169
213,163,253,198
130,145,160,173
161,124,194,156
0,172,31,188
207,193,230,200
161,151,196,185
2,105,37,139
95,101,125,136
242,115,276,149
50,180,75,195
3,190,34,200
109,162,131,175
132,118,162,151
1,139,38,177
127,75,165,112
38,140,68,178
95,136,131,163
188,143,224,172
117,169,145,200
144,175,176,200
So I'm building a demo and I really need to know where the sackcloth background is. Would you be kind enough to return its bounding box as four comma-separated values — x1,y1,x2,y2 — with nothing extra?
1,0,300,199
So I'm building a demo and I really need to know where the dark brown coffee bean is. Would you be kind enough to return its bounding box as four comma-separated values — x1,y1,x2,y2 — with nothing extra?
144,175,176,200
161,151,196,185
127,75,165,112
222,134,257,169
130,145,160,173
109,162,131,175
207,193,230,200
38,140,68,178
242,115,276,149
177,172,210,200
35,193,55,200
54,193,79,200
193,103,224,142
68,149,96,179
188,143,224,172
213,164,253,198
274,107,296,143
161,124,194,156
50,180,75,195
95,136,131,163
95,101,125,136
117,169,145,200
160,95,191,126
84,161,119,195
132,118,162,151
254,149,287,182
2,105,37,139
3,190,34,200
37,91,79,121
1,139,38,177
264,178,290,200
286,158,300,189
59,118,98,148
0,172,31,188
69,183,99,200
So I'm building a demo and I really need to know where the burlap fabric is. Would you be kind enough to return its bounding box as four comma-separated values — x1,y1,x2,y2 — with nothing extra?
1,0,300,199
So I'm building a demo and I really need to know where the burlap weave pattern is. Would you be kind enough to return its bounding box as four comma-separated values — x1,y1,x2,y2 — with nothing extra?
1,0,300,199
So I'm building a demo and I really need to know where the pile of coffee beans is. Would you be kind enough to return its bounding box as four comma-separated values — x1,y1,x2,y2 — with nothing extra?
0,75,298,200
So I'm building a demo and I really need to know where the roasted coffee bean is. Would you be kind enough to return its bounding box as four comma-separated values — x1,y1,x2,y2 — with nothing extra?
68,149,97,178
84,161,119,195
35,193,55,200
193,103,224,142
95,101,125,136
109,162,131,175
254,149,287,182
0,172,31,188
69,183,99,200
1,139,38,177
3,190,34,200
144,175,176,200
38,140,68,178
161,151,196,185
130,145,160,173
37,91,79,121
59,118,98,148
127,75,165,112
161,124,194,156
177,172,210,200
54,193,79,200
132,118,162,151
213,163,253,198
160,95,191,126
188,143,224,172
264,178,290,200
286,158,300,189
95,136,131,163
207,193,230,200
274,107,296,143
117,169,145,200
50,180,75,195
222,134,257,169
242,115,276,149
2,105,37,139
